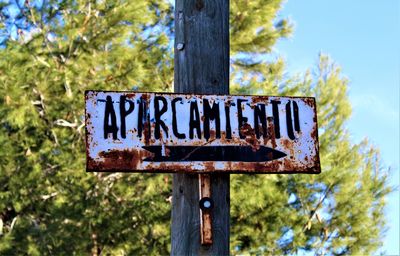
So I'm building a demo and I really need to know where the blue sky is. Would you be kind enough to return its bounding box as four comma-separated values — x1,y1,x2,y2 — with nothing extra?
275,0,399,254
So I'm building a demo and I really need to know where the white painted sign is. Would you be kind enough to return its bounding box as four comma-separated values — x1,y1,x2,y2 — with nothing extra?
85,91,320,173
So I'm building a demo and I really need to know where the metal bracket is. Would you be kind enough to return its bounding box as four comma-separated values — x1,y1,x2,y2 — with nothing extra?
199,174,212,245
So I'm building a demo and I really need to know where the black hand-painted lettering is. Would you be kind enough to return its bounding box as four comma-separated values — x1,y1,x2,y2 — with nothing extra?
154,96,169,139
293,101,300,132
237,99,248,139
224,102,232,139
286,101,295,140
286,101,300,140
254,104,267,139
103,95,118,139
271,100,281,139
119,96,134,139
172,98,185,139
189,100,201,139
203,99,221,140
137,97,146,138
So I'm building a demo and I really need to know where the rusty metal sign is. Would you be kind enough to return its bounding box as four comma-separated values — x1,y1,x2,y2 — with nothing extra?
85,91,320,173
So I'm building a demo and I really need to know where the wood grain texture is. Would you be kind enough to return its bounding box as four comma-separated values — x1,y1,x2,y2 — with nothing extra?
174,0,229,95
171,0,230,255
171,174,230,255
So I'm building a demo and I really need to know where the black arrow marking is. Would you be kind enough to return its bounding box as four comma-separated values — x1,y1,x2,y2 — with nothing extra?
143,145,286,162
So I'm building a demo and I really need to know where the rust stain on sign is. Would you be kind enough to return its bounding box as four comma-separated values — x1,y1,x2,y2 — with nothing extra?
85,91,320,174
199,174,212,245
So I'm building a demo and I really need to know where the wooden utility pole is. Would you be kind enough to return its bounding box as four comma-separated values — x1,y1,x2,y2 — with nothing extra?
171,0,230,255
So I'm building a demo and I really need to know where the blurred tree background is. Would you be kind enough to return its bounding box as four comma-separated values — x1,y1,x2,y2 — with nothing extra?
0,0,392,255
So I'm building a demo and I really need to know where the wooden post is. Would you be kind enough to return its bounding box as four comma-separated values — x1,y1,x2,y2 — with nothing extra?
171,0,230,255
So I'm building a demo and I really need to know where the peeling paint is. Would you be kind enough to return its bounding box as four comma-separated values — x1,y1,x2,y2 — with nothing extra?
85,91,320,174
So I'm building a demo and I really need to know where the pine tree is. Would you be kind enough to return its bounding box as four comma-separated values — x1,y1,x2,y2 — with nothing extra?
0,0,391,255
0,1,174,254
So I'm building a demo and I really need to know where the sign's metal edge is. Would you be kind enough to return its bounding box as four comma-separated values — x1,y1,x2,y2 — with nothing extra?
86,167,321,174
84,90,317,100
85,91,91,174
312,97,322,174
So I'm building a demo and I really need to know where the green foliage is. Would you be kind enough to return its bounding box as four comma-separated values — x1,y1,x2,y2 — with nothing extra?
230,54,391,254
0,0,391,255
1,1,173,254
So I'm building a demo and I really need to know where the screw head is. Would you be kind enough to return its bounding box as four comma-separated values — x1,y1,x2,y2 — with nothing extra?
176,42,185,51
199,197,214,211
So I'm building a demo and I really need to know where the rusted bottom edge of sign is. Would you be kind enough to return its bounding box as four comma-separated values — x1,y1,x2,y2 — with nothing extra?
86,169,321,174
86,151,321,174
86,163,321,174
